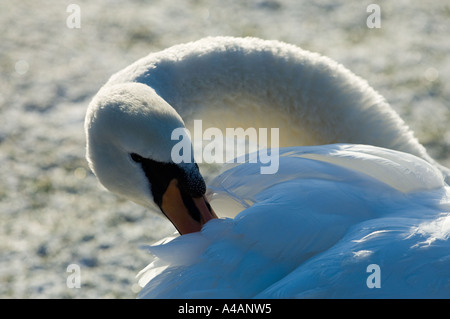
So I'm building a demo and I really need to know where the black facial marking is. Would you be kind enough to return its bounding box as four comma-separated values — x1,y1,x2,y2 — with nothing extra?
176,163,206,198
130,153,144,163
130,153,206,222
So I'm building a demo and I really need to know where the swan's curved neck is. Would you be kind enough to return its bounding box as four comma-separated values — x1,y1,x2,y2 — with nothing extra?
106,37,433,164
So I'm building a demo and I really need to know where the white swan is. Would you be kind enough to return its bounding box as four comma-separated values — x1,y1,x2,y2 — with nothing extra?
85,37,450,298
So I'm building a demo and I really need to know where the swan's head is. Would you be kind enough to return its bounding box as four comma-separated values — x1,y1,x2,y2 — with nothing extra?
85,82,217,234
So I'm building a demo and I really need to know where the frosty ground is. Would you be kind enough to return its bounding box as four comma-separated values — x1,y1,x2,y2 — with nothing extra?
1,0,449,298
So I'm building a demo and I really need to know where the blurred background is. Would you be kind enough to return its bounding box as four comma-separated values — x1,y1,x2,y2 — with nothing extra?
1,0,449,298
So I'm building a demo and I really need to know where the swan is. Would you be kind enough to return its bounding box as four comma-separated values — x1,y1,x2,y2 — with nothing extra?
84,37,450,298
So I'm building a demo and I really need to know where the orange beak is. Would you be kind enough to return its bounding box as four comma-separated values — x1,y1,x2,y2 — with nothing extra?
160,179,218,235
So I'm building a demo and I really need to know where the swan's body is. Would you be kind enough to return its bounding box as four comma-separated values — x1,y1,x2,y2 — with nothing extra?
85,37,450,298
138,144,450,298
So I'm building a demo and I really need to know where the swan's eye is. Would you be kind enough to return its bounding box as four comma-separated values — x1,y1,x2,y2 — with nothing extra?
130,153,144,163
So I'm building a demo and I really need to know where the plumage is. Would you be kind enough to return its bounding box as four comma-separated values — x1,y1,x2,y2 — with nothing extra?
85,37,450,299
137,145,450,298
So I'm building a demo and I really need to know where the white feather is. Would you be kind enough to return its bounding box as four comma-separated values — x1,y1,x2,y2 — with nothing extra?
85,37,450,298
138,145,450,298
